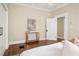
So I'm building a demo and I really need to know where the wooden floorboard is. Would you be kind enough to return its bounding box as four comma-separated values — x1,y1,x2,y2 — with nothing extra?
4,40,62,56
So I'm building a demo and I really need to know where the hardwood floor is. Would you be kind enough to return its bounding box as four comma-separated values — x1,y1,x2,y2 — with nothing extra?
57,38,64,42
4,40,62,56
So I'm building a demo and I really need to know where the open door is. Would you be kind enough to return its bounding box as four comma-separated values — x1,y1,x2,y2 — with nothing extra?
46,18,57,40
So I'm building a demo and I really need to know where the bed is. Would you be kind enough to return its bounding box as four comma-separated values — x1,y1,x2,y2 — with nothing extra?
20,42,63,56
20,40,79,56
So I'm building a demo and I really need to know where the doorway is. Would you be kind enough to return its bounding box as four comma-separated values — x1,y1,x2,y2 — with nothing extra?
57,17,65,41
46,13,68,41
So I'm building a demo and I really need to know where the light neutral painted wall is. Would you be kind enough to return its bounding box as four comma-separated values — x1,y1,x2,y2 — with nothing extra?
57,17,64,39
8,4,50,43
8,3,79,43
51,4,79,40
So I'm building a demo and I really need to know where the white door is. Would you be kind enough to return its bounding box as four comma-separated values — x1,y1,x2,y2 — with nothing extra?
47,18,57,40
0,4,8,55
0,4,5,55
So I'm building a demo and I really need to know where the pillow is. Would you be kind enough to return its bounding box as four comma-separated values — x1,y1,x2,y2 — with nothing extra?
62,40,79,56
61,40,64,43
74,37,79,46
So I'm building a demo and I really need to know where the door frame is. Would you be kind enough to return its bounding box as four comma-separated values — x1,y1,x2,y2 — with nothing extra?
55,13,68,40
1,3,8,49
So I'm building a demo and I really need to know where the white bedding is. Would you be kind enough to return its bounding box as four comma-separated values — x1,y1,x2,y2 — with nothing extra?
20,42,63,56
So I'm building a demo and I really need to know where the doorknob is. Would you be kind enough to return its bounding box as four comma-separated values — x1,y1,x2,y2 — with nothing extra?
46,30,48,32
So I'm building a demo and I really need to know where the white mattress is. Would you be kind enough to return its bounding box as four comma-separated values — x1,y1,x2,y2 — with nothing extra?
20,42,63,56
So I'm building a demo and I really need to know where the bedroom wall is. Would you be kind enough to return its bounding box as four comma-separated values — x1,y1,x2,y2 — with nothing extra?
8,3,79,44
8,4,50,44
50,4,79,40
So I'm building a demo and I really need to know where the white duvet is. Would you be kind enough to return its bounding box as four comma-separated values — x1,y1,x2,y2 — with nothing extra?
20,42,63,56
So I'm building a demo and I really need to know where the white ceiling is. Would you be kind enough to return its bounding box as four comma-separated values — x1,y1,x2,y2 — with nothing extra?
18,3,69,12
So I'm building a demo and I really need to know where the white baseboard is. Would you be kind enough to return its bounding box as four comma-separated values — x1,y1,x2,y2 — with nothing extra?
5,45,9,49
9,40,25,45
57,36,64,39
9,38,46,45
